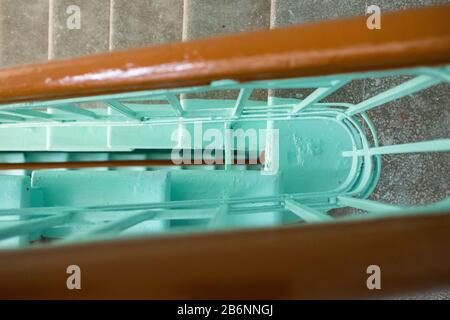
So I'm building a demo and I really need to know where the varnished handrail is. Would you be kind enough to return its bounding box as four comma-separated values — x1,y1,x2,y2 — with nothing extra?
0,5,449,104
0,211,449,299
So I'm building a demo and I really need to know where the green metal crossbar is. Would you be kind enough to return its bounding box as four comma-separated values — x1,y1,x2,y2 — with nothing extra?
0,65,449,248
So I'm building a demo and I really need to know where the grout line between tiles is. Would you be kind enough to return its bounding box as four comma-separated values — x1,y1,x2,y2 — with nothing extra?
182,0,188,41
109,0,114,51
48,0,54,60
270,0,277,29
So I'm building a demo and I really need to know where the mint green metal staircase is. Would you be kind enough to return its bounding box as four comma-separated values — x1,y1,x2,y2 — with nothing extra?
0,64,449,248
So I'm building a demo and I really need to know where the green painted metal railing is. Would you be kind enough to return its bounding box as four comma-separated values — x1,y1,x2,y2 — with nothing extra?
0,65,449,248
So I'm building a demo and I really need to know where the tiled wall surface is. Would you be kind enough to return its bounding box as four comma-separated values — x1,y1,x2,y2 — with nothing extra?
0,0,49,66
111,0,183,50
183,0,270,40
49,0,110,59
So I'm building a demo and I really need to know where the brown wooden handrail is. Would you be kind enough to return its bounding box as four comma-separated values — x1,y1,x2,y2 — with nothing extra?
0,211,449,299
0,5,449,104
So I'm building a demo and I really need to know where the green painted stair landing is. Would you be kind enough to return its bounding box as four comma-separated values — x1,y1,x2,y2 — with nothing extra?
0,65,449,248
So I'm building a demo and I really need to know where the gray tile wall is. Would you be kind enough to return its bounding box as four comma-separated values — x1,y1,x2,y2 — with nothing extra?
110,0,183,50
0,0,49,66
183,0,270,40
272,0,449,26
49,0,110,59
